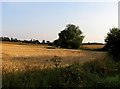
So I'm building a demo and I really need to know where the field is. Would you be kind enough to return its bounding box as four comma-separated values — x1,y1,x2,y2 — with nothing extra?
2,42,119,88
2,42,107,73
81,44,105,50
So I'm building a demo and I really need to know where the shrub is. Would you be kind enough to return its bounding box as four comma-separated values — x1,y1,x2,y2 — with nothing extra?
104,28,120,62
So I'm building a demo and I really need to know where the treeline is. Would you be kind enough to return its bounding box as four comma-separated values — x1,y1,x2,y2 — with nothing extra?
0,37,52,45
82,42,104,45
0,36,104,45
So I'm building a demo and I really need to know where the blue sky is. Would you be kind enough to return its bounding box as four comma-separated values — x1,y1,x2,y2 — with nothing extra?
118,1,120,28
1,0,119,2
0,2,2,36
2,2,118,43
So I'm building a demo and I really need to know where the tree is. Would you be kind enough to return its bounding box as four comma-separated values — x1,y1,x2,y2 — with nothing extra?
42,40,45,44
32,39,40,44
53,39,60,47
46,41,50,44
11,38,18,42
104,28,120,61
0,37,10,41
54,24,84,49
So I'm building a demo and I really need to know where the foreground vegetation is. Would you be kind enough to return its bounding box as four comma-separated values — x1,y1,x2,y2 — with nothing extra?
3,58,120,88
2,27,120,88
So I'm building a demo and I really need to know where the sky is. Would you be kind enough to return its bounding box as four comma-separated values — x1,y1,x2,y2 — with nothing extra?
1,0,120,2
118,1,120,28
0,2,2,37
1,1,118,43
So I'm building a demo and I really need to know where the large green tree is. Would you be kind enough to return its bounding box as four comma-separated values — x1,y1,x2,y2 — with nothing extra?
54,24,84,49
104,28,120,61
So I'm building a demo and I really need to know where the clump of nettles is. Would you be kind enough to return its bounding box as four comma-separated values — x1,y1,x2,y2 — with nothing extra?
50,56,62,67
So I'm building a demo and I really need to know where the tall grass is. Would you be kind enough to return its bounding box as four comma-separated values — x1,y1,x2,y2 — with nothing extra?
3,59,120,88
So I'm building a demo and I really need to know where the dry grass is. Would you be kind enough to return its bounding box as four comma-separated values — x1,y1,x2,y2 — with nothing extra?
81,44,105,50
2,42,108,74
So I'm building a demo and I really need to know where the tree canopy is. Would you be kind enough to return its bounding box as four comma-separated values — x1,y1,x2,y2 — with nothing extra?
104,28,120,61
54,24,84,49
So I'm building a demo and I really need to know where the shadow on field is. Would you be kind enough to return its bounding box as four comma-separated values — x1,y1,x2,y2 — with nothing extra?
2,59,120,88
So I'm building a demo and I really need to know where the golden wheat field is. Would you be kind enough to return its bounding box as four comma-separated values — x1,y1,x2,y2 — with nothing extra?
2,42,108,74
81,44,105,50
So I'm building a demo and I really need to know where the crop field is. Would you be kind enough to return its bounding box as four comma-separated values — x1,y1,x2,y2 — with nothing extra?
2,42,107,73
81,44,105,50
2,42,120,88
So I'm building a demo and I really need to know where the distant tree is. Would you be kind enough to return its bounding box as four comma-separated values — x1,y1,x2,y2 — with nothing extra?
11,38,13,41
48,42,53,46
54,24,84,49
47,41,53,46
46,41,50,44
32,39,40,44
53,39,60,47
42,40,45,44
11,38,18,42
104,28,120,61
14,38,18,42
1,37,10,41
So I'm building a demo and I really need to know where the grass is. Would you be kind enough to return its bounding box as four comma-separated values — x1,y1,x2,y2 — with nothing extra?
2,42,119,88
3,59,120,88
